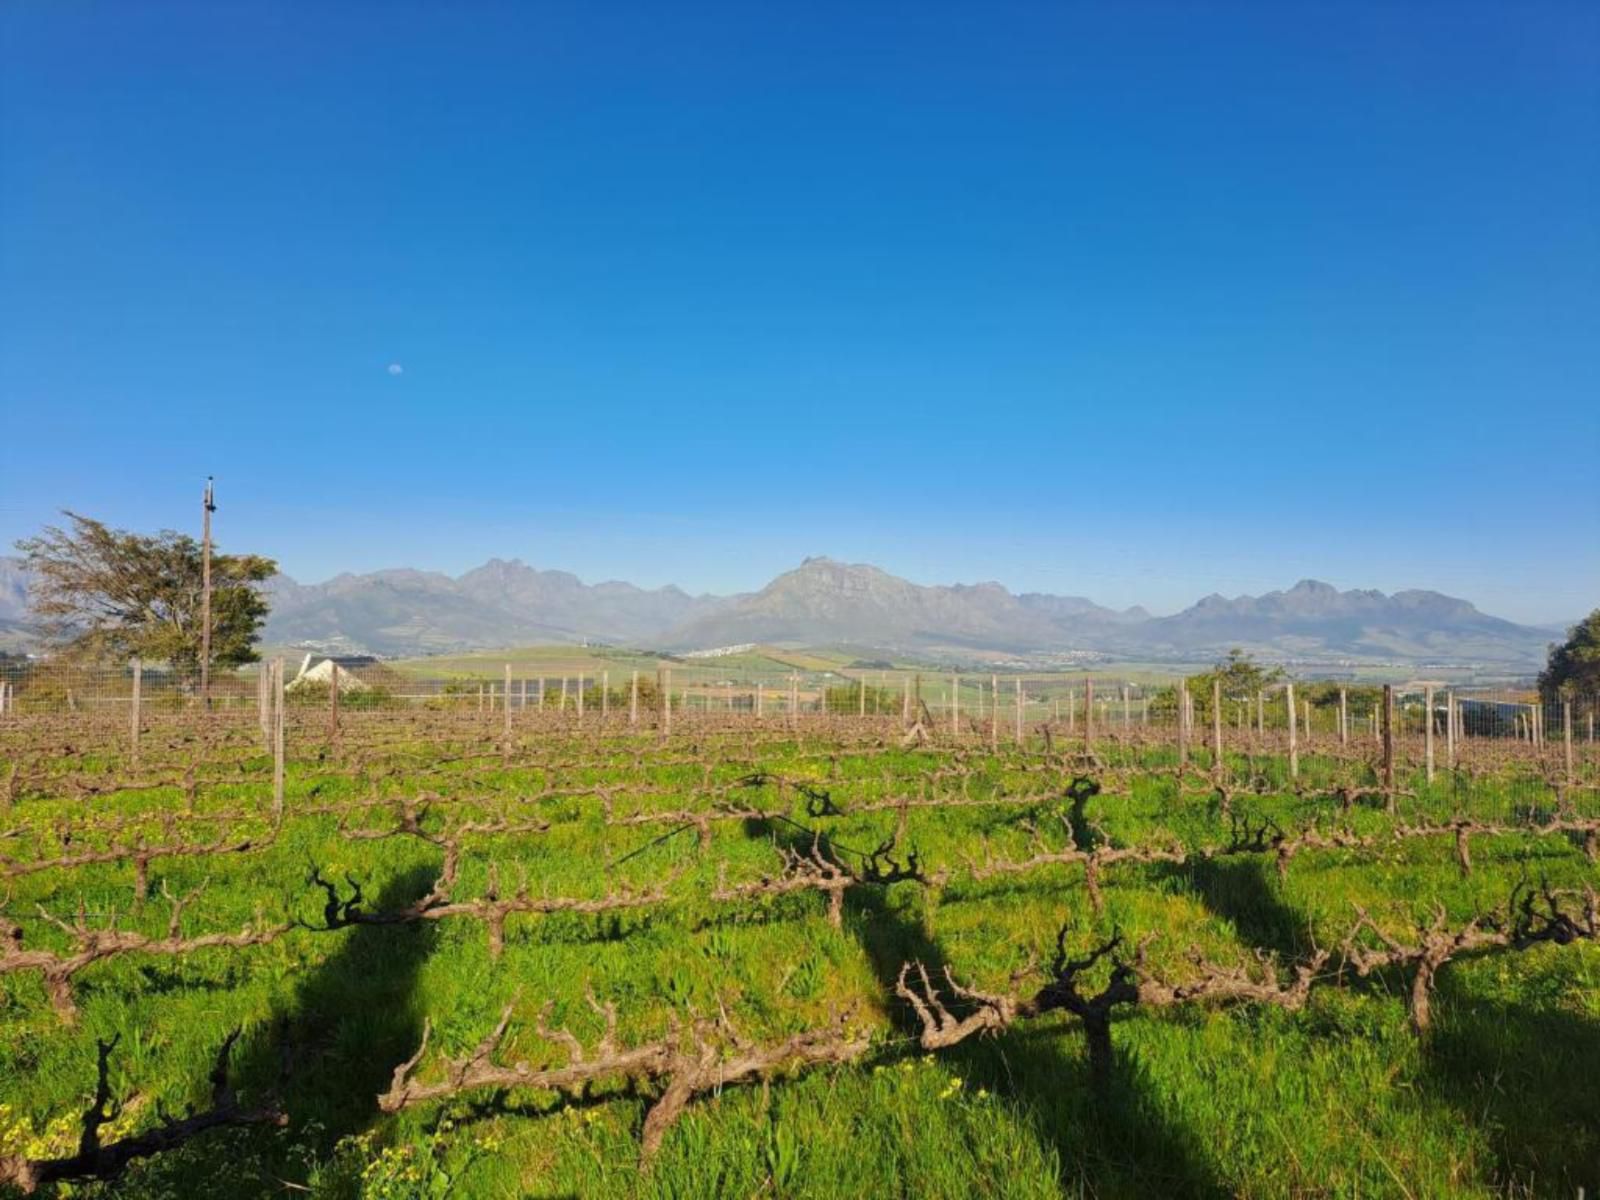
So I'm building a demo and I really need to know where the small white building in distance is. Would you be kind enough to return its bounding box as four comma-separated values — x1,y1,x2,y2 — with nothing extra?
285,653,373,692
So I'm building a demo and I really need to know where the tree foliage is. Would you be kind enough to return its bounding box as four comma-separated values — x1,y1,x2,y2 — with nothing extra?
15,511,276,675
1539,609,1600,705
1154,649,1284,719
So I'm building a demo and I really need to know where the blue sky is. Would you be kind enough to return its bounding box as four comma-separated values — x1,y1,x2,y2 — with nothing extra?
2,1,1595,623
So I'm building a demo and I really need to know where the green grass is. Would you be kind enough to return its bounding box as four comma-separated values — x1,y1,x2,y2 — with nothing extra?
0,726,1596,1198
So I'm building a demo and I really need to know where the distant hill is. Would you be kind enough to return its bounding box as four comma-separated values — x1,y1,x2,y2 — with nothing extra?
1125,579,1551,663
661,557,1146,655
263,559,733,656
662,560,1550,665
0,554,1558,666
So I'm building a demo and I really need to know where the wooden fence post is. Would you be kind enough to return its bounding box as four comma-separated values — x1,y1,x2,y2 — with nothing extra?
1338,688,1348,746
951,674,959,738
1564,700,1574,785
1122,685,1130,728
1424,684,1435,784
1381,684,1395,803
661,669,671,736
1014,677,1023,746
1176,678,1188,766
989,675,999,752
1211,676,1223,776
903,675,912,722
1286,682,1298,778
630,671,639,726
272,657,285,822
504,664,513,742
329,658,340,748
257,661,270,744
1083,679,1094,754
130,658,142,767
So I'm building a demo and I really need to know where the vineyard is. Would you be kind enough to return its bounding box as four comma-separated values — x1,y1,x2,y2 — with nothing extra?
1,693,1597,1198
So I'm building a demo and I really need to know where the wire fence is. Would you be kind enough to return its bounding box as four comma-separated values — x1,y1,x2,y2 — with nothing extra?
2,657,1595,808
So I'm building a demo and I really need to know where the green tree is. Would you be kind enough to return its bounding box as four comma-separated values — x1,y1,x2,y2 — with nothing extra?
1301,681,1382,717
1156,649,1285,720
15,511,276,677
1539,610,1600,711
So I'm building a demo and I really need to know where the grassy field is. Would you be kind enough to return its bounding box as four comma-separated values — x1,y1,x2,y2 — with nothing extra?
0,713,1595,1198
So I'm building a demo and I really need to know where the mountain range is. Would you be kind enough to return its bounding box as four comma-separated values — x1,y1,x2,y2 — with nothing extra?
0,554,1561,666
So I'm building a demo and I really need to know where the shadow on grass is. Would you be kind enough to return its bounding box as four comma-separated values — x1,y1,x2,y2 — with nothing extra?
1420,971,1600,1194
121,864,442,1197
1179,856,1312,959
1178,849,1600,1192
760,819,1229,1198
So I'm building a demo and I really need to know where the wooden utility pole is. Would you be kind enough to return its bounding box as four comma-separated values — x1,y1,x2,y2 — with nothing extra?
199,477,216,709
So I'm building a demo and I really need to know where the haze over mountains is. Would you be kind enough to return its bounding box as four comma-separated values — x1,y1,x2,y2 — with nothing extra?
0,555,1558,667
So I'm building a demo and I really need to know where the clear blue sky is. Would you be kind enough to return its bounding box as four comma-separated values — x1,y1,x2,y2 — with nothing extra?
2,2,1596,623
